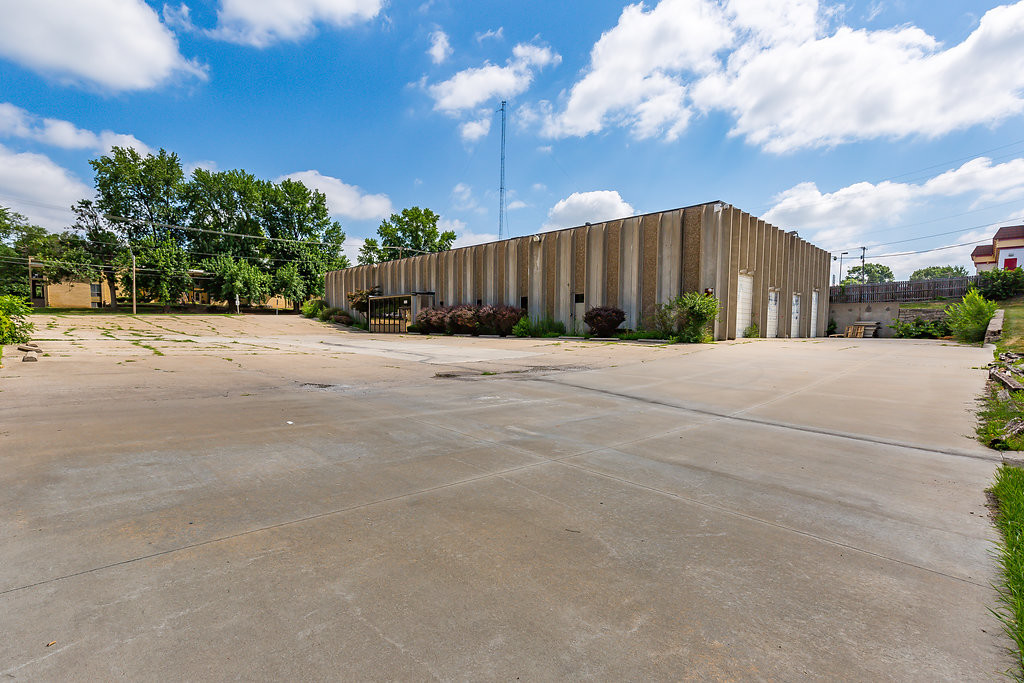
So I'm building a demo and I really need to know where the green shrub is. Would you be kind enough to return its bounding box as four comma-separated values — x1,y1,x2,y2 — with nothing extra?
665,292,719,343
742,323,759,338
0,295,33,345
583,306,625,336
318,306,340,322
512,316,531,337
301,299,326,318
826,318,837,336
977,269,1024,301
891,317,951,339
615,330,670,340
405,323,421,334
346,286,381,315
445,305,480,335
415,306,450,334
945,289,997,343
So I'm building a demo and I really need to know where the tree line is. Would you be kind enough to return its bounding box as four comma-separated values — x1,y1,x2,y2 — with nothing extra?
1,147,353,311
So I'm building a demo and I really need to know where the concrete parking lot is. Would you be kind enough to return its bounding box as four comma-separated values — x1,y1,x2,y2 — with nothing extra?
0,314,1009,679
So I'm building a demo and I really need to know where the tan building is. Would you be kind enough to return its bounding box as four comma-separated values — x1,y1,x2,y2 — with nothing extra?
325,201,832,340
971,225,1024,273
30,275,117,309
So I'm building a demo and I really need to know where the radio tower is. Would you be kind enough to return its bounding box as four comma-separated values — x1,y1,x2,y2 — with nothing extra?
498,100,507,241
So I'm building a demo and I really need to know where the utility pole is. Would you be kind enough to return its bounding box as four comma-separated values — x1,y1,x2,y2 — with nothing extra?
131,251,137,315
498,100,507,241
27,256,33,306
859,246,866,304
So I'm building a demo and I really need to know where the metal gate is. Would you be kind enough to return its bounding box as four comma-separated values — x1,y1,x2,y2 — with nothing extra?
368,295,412,333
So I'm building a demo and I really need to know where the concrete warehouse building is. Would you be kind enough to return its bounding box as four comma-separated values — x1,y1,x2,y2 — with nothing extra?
325,201,831,340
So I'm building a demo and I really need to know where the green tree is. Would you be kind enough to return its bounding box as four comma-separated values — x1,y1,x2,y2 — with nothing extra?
0,207,51,298
272,262,307,311
201,254,271,313
91,147,187,244
909,265,969,281
183,169,266,260
259,178,348,299
357,207,455,265
842,263,894,284
118,237,192,312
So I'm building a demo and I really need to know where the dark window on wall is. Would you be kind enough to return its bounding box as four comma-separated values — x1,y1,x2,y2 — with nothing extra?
520,296,528,310
90,283,102,297
477,299,482,305
574,293,585,304
32,283,44,299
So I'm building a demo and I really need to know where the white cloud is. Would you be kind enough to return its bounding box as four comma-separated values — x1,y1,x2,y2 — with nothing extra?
764,155,1024,249
875,228,993,281
452,229,499,248
507,200,528,210
459,117,491,142
0,0,206,91
531,183,547,192
0,144,90,231
0,103,152,155
544,190,635,231
534,0,1024,152
211,0,383,47
161,3,194,31
451,182,486,214
428,30,452,64
427,42,560,113
280,170,393,221
536,0,732,141
475,27,504,43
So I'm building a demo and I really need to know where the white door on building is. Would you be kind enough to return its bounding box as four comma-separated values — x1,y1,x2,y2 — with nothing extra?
766,290,779,338
736,274,754,336
791,293,801,337
810,290,819,338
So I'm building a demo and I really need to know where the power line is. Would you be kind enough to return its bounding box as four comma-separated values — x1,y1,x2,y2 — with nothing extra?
869,238,991,260
830,214,1024,253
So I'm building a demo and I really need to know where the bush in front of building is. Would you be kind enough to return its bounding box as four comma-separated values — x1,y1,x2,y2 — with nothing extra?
301,299,325,318
977,268,1024,301
945,289,997,343
478,305,525,336
671,292,720,343
446,305,481,335
346,286,382,315
891,317,951,339
0,294,33,345
414,306,450,334
584,306,626,337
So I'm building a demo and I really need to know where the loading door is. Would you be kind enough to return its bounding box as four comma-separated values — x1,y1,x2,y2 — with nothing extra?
791,293,802,338
810,291,819,338
766,290,779,338
736,274,753,337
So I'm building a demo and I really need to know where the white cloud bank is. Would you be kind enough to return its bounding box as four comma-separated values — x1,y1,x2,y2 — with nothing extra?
531,0,1024,152
210,0,383,47
0,144,90,230
0,0,205,91
279,170,393,221
428,30,452,64
544,190,635,231
0,103,152,155
427,42,560,141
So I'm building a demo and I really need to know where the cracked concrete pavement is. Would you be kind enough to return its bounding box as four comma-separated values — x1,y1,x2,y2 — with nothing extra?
0,314,1010,680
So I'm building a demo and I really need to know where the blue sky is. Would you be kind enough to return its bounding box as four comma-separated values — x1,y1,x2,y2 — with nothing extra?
1,0,1023,280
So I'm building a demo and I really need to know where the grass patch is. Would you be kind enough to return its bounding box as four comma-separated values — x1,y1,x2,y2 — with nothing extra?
999,297,1024,355
978,386,1024,451
130,341,164,356
990,464,1024,679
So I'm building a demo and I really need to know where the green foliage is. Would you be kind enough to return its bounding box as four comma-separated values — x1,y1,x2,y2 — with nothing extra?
890,317,951,339
318,306,340,322
909,265,969,281
347,286,381,315
977,268,1024,301
988,463,1024,678
272,262,306,309
826,318,837,336
358,207,455,265
512,316,531,337
652,292,719,343
118,237,192,310
615,330,670,340
583,306,625,336
842,263,894,284
445,305,480,335
0,294,33,344
415,306,450,334
517,317,565,337
301,299,326,318
742,322,759,338
201,254,271,311
944,289,997,343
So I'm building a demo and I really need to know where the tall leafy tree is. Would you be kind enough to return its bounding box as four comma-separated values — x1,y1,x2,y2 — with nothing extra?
843,263,894,285
91,147,187,244
117,237,192,312
272,262,307,311
909,265,969,280
184,169,266,260
201,254,271,313
0,207,51,298
358,207,455,265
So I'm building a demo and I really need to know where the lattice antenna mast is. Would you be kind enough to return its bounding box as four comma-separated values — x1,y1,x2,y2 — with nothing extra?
499,100,507,240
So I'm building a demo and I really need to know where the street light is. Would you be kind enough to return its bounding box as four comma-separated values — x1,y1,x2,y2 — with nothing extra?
839,251,849,283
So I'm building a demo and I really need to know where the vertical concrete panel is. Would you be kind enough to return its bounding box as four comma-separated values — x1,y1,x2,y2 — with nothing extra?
518,240,529,302
586,224,606,309
640,213,660,326
681,207,702,294
619,216,642,330
543,235,556,319
779,231,792,336
657,210,682,305
752,219,766,334
555,231,573,328
605,220,621,310
725,209,741,340
529,237,544,319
